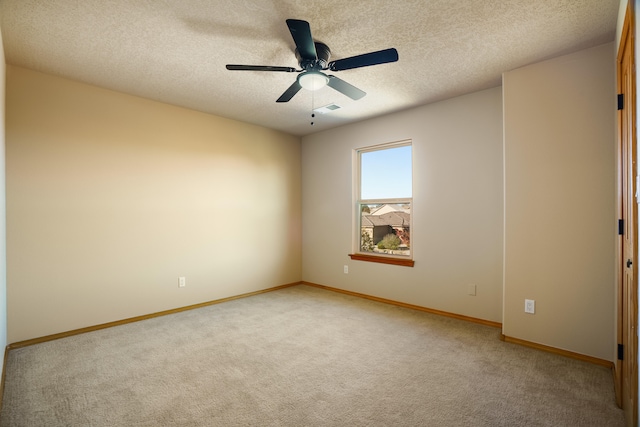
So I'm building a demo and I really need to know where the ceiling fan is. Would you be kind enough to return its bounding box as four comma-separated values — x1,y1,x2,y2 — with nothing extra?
226,19,399,103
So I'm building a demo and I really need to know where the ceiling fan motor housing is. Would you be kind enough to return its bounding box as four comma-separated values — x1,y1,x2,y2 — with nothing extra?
297,42,331,70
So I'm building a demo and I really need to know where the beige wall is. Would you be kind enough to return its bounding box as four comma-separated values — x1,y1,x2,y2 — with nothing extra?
0,26,7,365
6,66,302,343
302,87,505,323
503,43,616,360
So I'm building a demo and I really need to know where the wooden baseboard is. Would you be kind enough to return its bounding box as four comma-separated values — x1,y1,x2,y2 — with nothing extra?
7,282,300,350
301,281,502,328
501,334,614,368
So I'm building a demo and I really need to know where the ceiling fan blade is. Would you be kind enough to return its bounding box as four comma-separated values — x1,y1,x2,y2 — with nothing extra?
327,76,366,100
276,81,303,103
286,19,317,61
328,48,399,71
226,65,297,72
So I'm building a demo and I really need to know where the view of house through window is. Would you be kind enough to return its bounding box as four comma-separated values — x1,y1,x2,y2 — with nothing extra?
357,141,412,258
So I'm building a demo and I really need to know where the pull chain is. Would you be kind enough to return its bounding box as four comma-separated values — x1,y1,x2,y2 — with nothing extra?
310,90,315,126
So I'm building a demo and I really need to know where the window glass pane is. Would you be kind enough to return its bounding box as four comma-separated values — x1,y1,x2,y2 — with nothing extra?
359,202,411,257
361,145,412,199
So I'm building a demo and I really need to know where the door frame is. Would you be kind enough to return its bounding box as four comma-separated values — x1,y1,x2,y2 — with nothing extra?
616,3,638,425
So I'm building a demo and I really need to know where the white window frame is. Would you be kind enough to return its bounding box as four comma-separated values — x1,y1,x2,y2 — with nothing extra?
350,139,414,267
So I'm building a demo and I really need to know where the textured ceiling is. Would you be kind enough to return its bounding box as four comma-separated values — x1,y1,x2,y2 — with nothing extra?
0,0,619,136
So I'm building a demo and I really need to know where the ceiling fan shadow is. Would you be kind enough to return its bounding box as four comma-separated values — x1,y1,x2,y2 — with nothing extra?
181,17,289,45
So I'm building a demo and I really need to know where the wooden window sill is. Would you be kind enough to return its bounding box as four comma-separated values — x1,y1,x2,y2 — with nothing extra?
348,253,414,267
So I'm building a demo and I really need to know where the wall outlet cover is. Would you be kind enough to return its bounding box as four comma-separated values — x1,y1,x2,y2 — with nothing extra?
525,299,535,314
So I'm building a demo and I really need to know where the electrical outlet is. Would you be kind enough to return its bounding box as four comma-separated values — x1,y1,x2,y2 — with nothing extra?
468,284,476,296
178,277,186,288
343,265,349,274
525,299,535,314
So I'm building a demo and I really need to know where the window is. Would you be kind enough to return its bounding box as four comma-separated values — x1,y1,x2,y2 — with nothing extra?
350,141,413,267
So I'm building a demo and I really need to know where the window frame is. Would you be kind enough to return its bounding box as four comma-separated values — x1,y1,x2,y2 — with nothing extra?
349,140,414,267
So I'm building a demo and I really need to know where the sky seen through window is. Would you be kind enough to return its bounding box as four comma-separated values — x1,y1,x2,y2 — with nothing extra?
360,145,412,200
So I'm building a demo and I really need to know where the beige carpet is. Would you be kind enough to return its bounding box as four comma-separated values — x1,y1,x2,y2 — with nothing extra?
0,285,626,426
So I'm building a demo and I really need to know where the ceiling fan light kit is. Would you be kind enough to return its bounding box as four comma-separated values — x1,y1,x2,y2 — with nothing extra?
226,19,398,103
298,71,329,91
